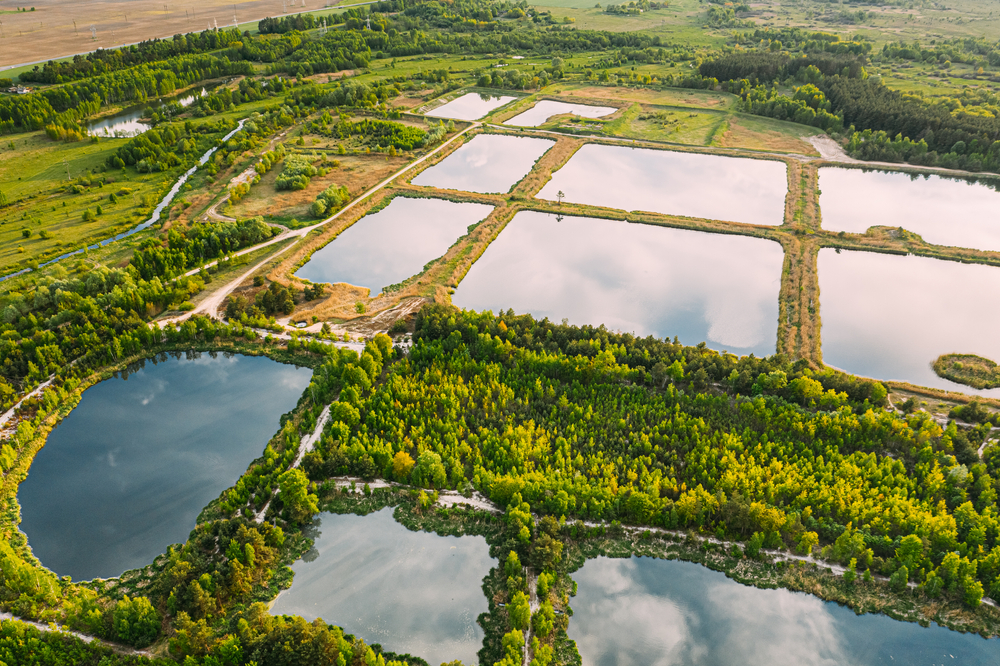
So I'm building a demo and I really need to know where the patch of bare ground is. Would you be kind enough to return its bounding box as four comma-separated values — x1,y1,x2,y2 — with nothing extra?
391,90,436,109
229,153,411,221
716,117,819,155
302,70,355,84
0,0,317,66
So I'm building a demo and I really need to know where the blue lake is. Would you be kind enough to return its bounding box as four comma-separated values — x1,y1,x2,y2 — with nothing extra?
18,352,311,580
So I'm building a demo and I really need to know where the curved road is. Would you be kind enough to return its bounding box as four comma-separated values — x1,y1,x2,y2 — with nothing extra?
158,121,478,327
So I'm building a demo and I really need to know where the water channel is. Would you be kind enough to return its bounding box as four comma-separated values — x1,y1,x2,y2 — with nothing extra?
18,352,312,581
817,248,1000,397
411,134,554,193
538,144,788,226
295,197,494,294
271,508,494,666
819,167,1000,252
0,119,247,283
505,100,617,127
426,92,518,121
569,556,998,665
453,211,783,357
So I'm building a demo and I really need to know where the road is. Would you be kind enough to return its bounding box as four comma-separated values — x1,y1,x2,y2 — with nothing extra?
157,122,477,328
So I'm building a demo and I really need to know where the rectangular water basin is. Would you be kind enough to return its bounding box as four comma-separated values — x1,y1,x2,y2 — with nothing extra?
295,197,494,294
818,248,1000,396
411,134,554,194
538,144,787,226
505,100,617,127
453,211,783,357
819,167,1000,252
426,92,517,120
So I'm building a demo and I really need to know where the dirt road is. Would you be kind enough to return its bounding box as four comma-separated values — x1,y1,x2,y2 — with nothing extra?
157,122,476,329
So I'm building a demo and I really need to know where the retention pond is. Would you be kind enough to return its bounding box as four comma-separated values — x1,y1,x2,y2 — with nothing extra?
412,134,554,194
18,352,311,581
538,144,787,226
295,197,494,295
426,92,517,121
505,100,617,127
453,212,783,357
819,167,1000,252
570,556,997,665
817,248,1000,396
271,508,494,666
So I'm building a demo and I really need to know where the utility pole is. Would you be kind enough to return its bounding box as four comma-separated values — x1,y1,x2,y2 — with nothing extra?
73,19,78,34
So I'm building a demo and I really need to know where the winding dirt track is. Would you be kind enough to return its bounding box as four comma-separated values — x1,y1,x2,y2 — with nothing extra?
157,122,479,328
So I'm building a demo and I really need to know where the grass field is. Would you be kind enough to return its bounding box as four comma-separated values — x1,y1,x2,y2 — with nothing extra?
0,132,177,275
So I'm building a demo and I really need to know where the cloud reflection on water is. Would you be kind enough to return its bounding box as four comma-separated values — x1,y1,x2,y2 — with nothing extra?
271,508,494,666
453,212,783,357
569,556,997,665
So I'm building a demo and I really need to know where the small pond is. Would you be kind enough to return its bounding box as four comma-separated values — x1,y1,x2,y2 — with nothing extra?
505,100,617,127
296,197,493,294
453,211,783,357
18,352,311,581
426,92,517,121
411,134,554,194
570,556,997,665
817,248,1000,396
819,167,1000,252
538,144,787,226
86,87,208,138
271,508,494,666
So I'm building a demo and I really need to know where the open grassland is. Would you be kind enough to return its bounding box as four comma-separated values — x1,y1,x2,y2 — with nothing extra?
0,132,175,274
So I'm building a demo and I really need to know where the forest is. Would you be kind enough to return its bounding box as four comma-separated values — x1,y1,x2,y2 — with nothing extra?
698,48,1000,172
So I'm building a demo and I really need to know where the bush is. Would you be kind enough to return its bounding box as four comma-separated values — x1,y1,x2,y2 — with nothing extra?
113,595,160,647
275,154,318,191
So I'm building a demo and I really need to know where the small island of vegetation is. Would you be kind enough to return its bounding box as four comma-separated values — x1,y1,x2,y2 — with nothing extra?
934,354,1000,390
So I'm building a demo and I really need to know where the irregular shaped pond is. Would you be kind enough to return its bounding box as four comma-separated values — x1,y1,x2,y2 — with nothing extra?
538,144,787,226
453,211,783,356
87,87,208,138
505,100,617,127
426,92,517,121
295,197,494,294
570,556,997,666
271,508,494,666
18,352,311,581
412,134,554,194
819,167,1000,251
818,248,1000,396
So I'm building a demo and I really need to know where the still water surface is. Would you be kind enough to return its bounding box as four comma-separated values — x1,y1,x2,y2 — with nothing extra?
426,92,517,120
570,556,997,666
818,248,1000,397
505,100,617,127
296,197,493,294
538,144,787,226
453,212,783,357
18,352,311,580
87,87,208,137
819,167,1000,251
271,508,494,666
412,134,554,193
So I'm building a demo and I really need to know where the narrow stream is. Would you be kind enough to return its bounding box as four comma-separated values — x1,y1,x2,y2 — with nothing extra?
0,119,247,283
